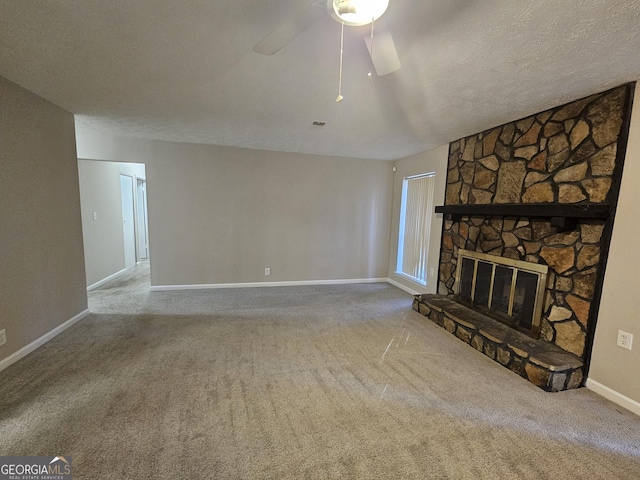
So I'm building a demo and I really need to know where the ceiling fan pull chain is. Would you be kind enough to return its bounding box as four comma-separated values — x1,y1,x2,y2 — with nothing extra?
368,17,374,81
336,21,344,102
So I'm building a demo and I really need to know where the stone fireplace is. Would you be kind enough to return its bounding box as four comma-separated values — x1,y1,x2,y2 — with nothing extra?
412,83,634,391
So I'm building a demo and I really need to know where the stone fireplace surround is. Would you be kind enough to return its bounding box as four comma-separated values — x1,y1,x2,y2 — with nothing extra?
412,83,634,391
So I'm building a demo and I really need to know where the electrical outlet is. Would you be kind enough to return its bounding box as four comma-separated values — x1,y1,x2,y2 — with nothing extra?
617,330,633,350
0,329,6,347
265,268,271,276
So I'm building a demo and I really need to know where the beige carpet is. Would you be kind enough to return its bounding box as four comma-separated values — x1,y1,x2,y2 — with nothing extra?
2,262,640,479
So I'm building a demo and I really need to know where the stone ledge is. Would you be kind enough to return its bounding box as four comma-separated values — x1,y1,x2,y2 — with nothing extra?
412,293,584,391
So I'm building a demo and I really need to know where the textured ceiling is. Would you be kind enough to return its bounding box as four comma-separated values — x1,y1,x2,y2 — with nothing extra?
1,0,639,160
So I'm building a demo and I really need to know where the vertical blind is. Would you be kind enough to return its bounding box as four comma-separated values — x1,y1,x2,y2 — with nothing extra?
397,173,435,285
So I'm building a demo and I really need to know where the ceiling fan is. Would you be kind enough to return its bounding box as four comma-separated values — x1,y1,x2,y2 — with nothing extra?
253,0,401,76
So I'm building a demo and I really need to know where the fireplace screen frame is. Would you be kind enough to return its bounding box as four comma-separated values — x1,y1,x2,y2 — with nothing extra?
454,249,548,338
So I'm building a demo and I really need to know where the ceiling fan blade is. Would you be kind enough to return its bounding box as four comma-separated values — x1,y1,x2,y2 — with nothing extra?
253,3,327,55
363,19,401,76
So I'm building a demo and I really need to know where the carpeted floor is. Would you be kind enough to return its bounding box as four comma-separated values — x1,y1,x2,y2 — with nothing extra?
2,262,640,479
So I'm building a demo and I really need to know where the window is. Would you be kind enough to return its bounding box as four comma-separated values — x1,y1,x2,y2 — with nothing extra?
396,173,436,285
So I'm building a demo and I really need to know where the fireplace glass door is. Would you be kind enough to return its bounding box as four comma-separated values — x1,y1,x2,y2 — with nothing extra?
455,250,548,338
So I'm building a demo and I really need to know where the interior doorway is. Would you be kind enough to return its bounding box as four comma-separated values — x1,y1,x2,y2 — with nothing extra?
120,174,136,269
78,160,150,290
136,178,149,260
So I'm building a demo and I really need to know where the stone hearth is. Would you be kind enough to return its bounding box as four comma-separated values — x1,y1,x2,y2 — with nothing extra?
415,83,634,390
413,294,583,391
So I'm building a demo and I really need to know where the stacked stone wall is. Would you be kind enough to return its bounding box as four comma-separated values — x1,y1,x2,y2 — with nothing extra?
439,85,631,360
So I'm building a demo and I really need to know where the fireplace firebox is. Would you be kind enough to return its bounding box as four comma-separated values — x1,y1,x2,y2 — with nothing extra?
455,250,548,339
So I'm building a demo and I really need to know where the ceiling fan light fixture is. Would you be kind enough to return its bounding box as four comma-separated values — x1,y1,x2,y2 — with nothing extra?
328,0,389,26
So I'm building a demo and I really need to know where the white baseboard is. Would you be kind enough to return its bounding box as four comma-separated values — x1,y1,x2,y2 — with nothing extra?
586,378,640,417
386,278,424,295
87,268,126,291
0,309,90,373
150,277,390,291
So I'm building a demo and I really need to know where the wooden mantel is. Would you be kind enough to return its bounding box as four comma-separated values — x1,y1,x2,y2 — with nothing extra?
434,203,610,229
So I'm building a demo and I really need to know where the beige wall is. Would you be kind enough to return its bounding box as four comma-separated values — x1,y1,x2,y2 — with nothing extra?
388,145,449,294
77,159,146,287
3,68,638,411
588,85,640,410
0,76,87,363
77,132,393,286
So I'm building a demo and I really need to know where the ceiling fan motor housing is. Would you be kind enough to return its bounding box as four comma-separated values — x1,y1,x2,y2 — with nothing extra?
328,0,389,27
337,2,357,15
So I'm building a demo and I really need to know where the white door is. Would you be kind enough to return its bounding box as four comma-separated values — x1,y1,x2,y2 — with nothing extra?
136,178,149,260
120,175,136,269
